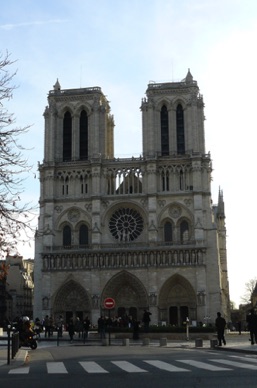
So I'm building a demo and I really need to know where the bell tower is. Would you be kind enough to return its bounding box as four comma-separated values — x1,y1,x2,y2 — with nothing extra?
141,69,205,158
43,79,114,164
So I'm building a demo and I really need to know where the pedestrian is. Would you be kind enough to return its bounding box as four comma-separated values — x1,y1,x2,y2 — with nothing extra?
56,315,63,337
246,309,257,345
142,310,152,333
98,316,106,339
75,317,83,338
34,317,42,338
44,315,51,338
67,319,75,343
215,312,226,346
83,316,91,342
132,319,140,340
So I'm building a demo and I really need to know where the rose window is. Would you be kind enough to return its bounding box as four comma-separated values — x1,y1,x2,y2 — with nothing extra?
109,208,143,242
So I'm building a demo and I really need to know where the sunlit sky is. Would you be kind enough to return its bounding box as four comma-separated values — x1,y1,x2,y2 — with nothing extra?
1,0,257,308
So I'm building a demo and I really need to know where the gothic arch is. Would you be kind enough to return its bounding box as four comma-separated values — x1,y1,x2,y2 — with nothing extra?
102,200,148,227
52,278,91,321
101,271,149,318
157,201,193,225
171,97,187,110
159,274,197,324
59,104,74,117
155,98,172,111
74,103,92,116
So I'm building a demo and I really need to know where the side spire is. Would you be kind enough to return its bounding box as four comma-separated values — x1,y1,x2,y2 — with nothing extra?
53,78,61,91
217,187,225,218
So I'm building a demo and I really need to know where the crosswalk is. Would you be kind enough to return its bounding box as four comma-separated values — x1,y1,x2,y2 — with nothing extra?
6,356,257,375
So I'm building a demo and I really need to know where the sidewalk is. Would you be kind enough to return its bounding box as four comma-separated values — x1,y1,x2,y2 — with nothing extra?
0,332,256,367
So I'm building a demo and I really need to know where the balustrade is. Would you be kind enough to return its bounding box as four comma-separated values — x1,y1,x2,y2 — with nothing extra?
42,247,206,271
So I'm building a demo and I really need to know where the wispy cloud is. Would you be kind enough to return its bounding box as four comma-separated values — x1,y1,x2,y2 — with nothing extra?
0,19,68,30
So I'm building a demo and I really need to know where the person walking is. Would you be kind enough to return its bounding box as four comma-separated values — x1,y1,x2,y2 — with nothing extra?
44,315,51,338
142,310,152,333
67,319,75,343
56,315,63,337
215,312,226,346
247,309,257,345
132,318,140,340
98,316,106,339
83,316,91,342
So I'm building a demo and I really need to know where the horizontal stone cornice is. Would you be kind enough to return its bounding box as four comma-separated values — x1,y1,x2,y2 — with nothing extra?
42,246,206,271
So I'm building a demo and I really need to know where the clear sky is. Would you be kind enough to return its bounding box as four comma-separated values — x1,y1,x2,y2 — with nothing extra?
1,0,257,308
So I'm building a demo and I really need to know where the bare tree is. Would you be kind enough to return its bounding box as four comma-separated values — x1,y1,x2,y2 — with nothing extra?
0,51,35,255
240,277,257,305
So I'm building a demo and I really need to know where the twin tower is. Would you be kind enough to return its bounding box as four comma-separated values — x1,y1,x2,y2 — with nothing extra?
34,70,230,326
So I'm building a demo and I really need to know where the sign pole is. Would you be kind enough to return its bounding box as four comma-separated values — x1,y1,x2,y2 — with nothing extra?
108,309,111,346
103,297,115,346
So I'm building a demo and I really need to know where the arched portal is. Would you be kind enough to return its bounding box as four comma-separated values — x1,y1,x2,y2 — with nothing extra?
159,274,197,325
102,271,148,321
53,279,91,323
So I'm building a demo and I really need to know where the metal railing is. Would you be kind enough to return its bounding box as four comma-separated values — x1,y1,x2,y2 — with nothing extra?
0,327,20,365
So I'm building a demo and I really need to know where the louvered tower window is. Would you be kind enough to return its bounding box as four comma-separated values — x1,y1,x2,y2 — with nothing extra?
176,104,185,154
63,111,72,161
80,110,88,160
161,105,169,156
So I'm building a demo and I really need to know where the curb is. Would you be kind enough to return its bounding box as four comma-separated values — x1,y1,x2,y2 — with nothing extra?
0,349,29,367
215,346,257,355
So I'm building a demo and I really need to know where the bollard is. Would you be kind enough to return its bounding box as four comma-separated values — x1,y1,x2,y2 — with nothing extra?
195,338,203,347
122,338,130,346
210,339,218,348
160,338,167,347
142,338,150,346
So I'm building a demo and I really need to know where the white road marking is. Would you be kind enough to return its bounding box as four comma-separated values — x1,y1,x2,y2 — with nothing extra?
210,359,257,370
47,362,68,374
229,355,257,363
111,361,147,373
8,366,30,374
143,360,189,372
177,359,231,371
79,361,109,373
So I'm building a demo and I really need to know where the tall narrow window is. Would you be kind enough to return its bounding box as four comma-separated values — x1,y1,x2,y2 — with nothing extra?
164,221,173,242
80,110,88,160
79,224,89,246
180,220,189,243
63,225,71,247
63,111,72,161
176,104,185,154
161,105,169,156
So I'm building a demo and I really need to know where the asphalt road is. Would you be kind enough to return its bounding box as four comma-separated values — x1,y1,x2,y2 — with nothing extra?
1,343,257,388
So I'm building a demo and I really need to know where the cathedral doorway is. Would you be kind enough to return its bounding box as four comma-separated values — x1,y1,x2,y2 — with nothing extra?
169,306,189,326
101,271,148,322
53,279,91,323
159,274,196,325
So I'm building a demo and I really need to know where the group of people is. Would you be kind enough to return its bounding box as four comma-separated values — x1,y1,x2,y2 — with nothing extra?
97,310,152,340
215,309,257,347
66,316,91,343
12,308,257,347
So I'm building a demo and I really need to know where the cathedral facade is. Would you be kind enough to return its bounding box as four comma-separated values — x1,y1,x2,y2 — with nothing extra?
33,70,230,326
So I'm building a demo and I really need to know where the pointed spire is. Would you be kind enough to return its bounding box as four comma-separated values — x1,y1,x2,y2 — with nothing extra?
217,187,225,217
53,78,61,91
185,68,193,84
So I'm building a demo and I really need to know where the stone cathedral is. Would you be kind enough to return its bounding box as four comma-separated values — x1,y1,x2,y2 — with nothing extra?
33,70,230,326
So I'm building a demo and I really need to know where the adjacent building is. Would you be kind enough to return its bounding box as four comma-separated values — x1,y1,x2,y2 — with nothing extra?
33,70,230,325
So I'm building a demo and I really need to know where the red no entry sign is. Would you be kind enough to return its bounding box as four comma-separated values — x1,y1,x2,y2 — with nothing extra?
104,297,115,309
